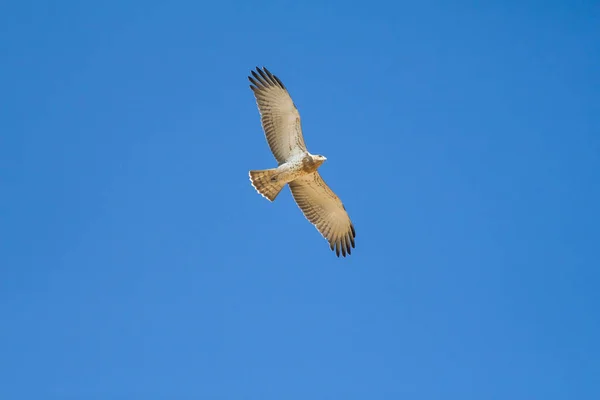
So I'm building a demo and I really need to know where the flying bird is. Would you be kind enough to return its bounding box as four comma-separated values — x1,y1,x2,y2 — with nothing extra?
248,67,356,257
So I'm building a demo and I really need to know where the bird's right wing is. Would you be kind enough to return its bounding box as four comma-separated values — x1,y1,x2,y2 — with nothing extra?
249,67,307,164
288,172,356,257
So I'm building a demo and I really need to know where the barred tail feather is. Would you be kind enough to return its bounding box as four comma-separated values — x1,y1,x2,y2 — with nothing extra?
249,169,286,202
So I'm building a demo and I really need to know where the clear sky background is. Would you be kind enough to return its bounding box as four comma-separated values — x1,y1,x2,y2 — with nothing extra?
1,1,599,398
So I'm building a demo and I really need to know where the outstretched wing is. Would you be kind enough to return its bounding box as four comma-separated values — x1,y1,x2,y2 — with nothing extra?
249,67,307,164
289,173,356,257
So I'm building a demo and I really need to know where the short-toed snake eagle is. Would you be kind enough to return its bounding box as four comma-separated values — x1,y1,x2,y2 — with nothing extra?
248,67,356,257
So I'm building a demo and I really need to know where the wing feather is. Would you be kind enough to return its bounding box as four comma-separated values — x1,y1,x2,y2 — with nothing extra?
249,67,307,164
288,173,356,257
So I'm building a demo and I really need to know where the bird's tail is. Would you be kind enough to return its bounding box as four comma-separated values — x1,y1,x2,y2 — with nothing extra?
249,168,286,202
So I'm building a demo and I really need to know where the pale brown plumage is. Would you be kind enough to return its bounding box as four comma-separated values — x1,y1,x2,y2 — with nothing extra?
288,173,356,257
248,67,356,257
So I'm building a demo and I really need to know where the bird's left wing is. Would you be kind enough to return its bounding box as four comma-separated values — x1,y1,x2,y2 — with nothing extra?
288,173,356,257
249,67,307,164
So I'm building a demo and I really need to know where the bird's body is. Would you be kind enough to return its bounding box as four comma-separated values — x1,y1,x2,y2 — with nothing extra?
248,67,356,257
269,152,325,184
270,155,307,184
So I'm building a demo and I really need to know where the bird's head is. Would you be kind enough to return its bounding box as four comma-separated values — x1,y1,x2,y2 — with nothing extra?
314,154,327,166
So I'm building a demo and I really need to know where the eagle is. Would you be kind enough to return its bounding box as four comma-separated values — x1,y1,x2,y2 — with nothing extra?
248,67,356,257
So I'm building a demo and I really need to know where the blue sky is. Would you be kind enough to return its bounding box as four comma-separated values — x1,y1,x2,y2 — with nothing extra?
1,1,599,398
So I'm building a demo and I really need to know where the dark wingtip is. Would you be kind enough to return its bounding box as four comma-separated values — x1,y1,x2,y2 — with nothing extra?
330,235,355,258
273,75,285,89
249,66,286,90
249,67,261,81
256,67,269,81
248,76,260,90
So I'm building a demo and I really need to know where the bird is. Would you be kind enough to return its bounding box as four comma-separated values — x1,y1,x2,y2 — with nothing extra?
248,67,356,257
